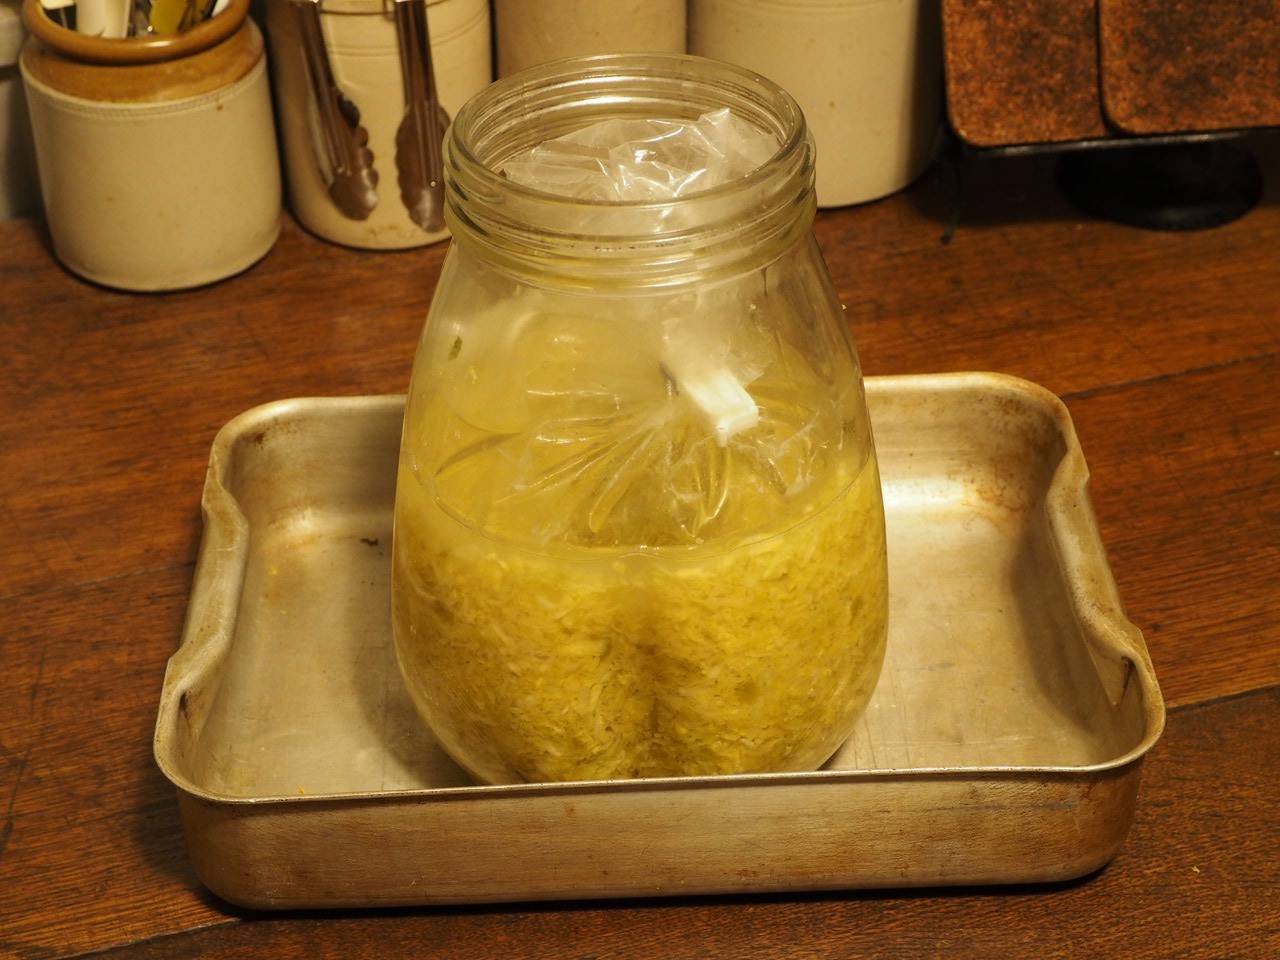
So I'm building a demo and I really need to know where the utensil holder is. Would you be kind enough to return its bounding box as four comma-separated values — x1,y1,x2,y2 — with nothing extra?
19,0,282,291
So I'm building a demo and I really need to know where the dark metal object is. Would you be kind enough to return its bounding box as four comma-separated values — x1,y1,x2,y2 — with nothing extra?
1057,141,1263,231
981,130,1248,160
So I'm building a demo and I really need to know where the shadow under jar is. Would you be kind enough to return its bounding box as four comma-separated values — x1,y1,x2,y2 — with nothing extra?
393,54,888,785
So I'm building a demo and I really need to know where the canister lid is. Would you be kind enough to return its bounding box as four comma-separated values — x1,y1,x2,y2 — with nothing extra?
0,0,24,67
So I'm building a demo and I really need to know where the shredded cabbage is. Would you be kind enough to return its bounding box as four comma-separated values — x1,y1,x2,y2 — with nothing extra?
393,445,886,784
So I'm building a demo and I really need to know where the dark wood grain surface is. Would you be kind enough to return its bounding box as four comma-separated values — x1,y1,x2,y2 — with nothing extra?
2,138,1278,959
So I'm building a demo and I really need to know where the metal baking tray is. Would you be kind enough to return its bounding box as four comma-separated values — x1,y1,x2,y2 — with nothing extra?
154,373,1165,908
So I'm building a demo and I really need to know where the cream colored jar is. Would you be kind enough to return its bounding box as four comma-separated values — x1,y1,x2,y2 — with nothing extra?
494,0,685,78
690,0,942,207
265,0,490,250
19,0,281,290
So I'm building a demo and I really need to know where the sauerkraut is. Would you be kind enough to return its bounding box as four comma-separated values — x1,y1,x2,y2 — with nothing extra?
393,455,886,783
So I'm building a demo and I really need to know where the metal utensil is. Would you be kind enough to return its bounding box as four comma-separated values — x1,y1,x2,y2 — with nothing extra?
291,0,378,220
393,0,449,233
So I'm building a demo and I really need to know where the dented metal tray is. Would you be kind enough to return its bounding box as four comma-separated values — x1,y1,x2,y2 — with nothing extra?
154,373,1165,908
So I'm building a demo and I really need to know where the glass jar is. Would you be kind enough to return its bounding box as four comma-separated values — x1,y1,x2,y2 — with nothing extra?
393,54,888,785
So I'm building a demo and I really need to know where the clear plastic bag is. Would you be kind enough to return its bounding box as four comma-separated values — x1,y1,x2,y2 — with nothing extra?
498,109,783,452
500,108,779,202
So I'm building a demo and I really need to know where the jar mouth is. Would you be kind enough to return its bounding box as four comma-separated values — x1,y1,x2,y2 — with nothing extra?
452,53,807,209
444,53,816,288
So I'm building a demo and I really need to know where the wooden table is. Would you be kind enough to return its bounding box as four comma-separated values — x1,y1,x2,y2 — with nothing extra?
2,140,1277,959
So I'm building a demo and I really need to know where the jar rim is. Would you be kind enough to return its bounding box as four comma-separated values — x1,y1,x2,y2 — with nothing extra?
443,53,816,288
448,52,808,211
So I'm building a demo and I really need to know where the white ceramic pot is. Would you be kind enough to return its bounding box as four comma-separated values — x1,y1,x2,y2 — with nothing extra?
691,0,942,207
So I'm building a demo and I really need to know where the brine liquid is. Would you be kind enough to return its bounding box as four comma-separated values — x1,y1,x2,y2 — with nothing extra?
392,304,888,784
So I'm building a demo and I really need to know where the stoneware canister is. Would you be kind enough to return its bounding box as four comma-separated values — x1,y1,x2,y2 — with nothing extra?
19,0,281,290
690,0,942,207
264,0,490,250
494,0,685,78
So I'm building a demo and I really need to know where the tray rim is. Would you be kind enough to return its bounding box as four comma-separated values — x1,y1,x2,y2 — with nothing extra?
154,372,1167,807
